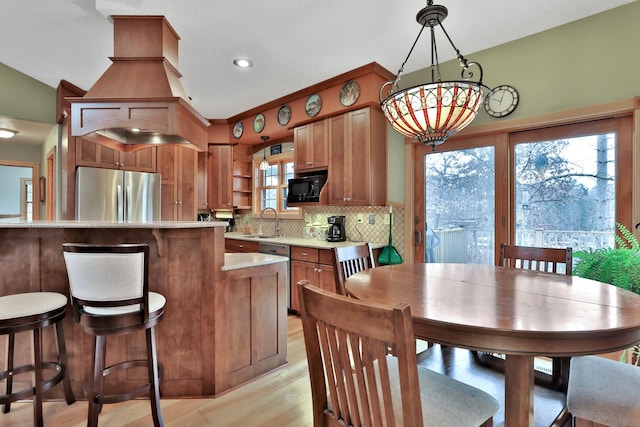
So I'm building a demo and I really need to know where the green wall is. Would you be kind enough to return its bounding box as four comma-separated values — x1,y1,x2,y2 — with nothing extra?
0,62,56,124
400,1,640,126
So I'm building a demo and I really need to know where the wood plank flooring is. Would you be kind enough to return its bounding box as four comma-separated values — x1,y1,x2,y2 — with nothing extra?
2,315,569,426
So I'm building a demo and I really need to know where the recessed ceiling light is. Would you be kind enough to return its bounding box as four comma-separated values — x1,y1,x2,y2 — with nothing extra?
0,128,17,139
233,58,253,69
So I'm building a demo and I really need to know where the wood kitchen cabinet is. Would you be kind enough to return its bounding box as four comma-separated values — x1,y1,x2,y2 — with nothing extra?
232,144,253,209
289,245,336,312
157,145,197,221
208,144,233,209
327,107,387,206
208,144,253,210
76,137,156,172
294,120,329,172
225,238,259,253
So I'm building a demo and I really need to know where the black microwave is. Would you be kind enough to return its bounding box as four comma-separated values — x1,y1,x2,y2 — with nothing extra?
287,174,327,204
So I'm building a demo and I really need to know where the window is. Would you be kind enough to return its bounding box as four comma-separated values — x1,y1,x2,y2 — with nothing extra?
413,115,632,264
253,151,301,219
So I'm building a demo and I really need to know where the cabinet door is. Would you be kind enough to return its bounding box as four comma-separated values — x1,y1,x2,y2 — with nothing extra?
328,114,348,205
177,147,197,220
290,260,319,312
158,146,178,220
317,262,336,294
76,138,119,169
328,107,385,206
310,120,329,169
345,108,372,206
294,120,328,172
157,146,197,221
197,150,208,210
208,145,233,209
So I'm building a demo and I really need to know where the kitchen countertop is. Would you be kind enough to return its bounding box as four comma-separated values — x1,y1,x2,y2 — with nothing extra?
223,252,288,271
224,232,385,250
0,220,226,229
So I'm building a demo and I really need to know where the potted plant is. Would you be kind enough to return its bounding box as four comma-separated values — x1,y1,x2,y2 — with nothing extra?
573,222,640,364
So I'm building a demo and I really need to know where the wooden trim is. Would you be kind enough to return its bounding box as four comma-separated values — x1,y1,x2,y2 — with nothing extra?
407,97,639,262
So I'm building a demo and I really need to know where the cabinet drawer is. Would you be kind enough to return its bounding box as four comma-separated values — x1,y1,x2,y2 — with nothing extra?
225,239,259,253
291,246,319,263
318,249,334,266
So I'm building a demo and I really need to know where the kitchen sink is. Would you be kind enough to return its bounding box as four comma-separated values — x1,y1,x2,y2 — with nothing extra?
239,234,280,239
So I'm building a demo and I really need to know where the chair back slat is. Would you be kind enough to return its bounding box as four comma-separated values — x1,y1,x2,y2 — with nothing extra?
333,243,376,296
298,279,422,427
500,243,573,275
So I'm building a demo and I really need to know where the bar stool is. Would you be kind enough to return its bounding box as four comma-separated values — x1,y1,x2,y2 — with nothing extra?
0,292,76,427
62,243,165,427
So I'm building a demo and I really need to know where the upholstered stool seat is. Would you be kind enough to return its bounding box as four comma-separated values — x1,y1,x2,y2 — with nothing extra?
63,243,165,427
567,355,640,427
0,292,75,427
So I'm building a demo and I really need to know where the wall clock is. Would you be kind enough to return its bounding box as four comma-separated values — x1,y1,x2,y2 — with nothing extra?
483,85,519,118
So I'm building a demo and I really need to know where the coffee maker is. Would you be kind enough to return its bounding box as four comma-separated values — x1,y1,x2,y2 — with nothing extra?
327,216,346,242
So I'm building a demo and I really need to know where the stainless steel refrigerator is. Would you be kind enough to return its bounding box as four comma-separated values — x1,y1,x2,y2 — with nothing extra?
76,167,161,222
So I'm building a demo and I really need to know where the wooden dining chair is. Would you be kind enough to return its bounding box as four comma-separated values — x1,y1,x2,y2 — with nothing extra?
500,243,573,274
333,243,376,296
475,243,573,390
297,279,499,427
567,355,640,427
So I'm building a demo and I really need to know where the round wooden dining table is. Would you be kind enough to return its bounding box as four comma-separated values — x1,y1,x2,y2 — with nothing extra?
345,263,640,427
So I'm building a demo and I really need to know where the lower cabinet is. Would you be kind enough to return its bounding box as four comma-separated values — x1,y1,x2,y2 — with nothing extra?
225,239,259,253
215,260,288,394
290,246,336,312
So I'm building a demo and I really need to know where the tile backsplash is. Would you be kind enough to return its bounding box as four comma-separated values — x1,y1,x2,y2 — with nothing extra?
235,205,406,258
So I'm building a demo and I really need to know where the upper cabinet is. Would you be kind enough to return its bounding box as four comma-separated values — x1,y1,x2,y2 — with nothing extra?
76,137,156,172
157,145,197,221
327,107,387,206
208,144,233,209
208,144,253,210
294,120,328,172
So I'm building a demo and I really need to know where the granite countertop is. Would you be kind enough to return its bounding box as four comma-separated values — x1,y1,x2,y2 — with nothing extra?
224,232,385,250
0,220,227,229
223,252,288,271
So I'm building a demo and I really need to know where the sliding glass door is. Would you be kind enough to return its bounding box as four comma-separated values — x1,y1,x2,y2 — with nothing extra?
414,116,632,263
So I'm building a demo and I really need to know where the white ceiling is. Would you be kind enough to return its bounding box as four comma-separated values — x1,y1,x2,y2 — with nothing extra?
0,0,635,126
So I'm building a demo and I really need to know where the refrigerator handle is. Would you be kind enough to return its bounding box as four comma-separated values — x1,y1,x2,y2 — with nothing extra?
125,184,131,222
117,184,124,222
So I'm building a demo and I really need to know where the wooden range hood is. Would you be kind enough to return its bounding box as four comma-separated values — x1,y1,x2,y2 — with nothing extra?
69,15,209,151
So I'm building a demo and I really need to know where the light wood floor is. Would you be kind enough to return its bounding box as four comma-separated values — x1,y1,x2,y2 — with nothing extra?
2,315,568,427
1,316,313,427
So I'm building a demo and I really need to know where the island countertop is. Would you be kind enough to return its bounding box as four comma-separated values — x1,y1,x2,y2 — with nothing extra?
223,252,288,271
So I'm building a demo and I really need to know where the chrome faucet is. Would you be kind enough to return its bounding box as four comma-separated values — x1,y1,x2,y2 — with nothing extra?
259,207,280,237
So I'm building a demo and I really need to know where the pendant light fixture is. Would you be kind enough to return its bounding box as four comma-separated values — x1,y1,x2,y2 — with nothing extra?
380,0,486,150
259,135,270,170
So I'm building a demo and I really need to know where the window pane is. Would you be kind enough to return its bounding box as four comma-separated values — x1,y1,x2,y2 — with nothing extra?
425,147,495,265
514,134,616,251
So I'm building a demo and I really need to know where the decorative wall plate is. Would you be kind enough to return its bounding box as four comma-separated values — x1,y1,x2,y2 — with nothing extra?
232,121,243,139
340,80,360,106
305,94,322,117
277,104,291,126
253,113,265,133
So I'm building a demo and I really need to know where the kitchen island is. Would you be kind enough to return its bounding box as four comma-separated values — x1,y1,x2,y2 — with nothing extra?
0,221,288,398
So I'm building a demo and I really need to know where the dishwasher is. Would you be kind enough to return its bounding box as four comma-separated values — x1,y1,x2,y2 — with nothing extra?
258,242,291,312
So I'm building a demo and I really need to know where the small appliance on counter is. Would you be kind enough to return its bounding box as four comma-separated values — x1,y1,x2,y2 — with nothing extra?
327,215,347,242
